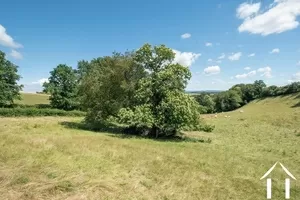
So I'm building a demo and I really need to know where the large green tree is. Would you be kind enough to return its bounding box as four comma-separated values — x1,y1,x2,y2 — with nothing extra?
80,52,146,122
0,51,23,107
115,44,203,137
45,64,78,110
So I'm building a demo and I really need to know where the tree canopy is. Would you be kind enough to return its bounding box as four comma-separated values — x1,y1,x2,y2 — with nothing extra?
114,44,202,137
0,51,23,107
46,64,79,110
79,51,147,123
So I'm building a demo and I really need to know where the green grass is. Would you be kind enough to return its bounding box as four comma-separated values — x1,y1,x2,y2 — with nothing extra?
16,93,50,105
1,94,300,199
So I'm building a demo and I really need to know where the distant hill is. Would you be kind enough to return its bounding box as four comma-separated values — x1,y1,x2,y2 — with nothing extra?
186,90,223,95
15,93,50,105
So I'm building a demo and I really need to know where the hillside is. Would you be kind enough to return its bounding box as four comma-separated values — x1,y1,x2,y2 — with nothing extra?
16,93,50,105
0,93,299,199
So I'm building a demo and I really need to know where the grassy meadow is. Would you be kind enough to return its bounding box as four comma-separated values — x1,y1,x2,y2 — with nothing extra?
0,93,300,199
16,93,50,106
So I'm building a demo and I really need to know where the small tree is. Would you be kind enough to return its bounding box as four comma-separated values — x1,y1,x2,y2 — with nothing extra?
0,51,23,107
115,44,203,137
46,64,78,110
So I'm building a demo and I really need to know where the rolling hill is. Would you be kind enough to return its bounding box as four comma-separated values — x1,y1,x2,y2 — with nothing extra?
0,93,299,199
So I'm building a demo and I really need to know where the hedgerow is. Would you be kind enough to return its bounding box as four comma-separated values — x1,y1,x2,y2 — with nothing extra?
0,107,85,117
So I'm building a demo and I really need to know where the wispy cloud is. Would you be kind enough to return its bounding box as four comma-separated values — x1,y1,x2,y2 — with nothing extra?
205,42,213,47
236,2,261,19
270,48,280,54
248,53,255,57
9,50,23,60
257,66,272,78
204,66,221,75
181,33,191,39
288,72,300,83
235,70,256,79
32,78,49,86
172,49,201,67
218,53,225,59
0,24,23,48
228,52,242,61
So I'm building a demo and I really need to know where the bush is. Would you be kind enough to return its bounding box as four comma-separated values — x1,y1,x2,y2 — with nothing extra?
0,107,85,117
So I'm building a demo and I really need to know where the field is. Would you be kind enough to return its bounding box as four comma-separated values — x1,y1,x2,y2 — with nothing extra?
15,93,50,105
1,94,300,199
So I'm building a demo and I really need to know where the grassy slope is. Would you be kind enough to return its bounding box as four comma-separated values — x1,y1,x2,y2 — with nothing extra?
16,93,50,105
0,94,300,199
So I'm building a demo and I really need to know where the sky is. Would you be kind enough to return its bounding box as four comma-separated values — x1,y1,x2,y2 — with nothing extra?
0,0,300,92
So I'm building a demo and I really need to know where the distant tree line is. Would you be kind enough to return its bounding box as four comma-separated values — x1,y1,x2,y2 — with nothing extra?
195,80,300,113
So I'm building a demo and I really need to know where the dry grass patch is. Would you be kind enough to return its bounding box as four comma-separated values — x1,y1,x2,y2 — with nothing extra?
1,94,300,199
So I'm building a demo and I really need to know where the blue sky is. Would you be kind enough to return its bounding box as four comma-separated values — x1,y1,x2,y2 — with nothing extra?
0,0,300,92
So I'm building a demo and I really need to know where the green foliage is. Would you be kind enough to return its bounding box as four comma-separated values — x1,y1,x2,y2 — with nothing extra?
0,107,85,117
198,124,215,132
261,82,300,97
194,93,215,113
80,52,146,122
0,51,23,106
45,64,79,110
117,105,155,131
76,60,91,82
115,44,204,137
156,92,202,134
214,90,243,112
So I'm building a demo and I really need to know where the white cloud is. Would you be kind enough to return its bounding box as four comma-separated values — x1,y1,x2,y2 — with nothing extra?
208,58,213,62
9,50,23,60
297,61,300,66
32,78,49,86
228,52,242,61
257,66,272,78
236,2,261,19
181,33,191,39
235,70,257,79
205,42,213,47
237,0,300,36
270,48,280,54
248,53,255,57
244,67,251,70
173,49,201,67
203,66,221,75
218,53,226,59
288,72,300,82
0,24,22,48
